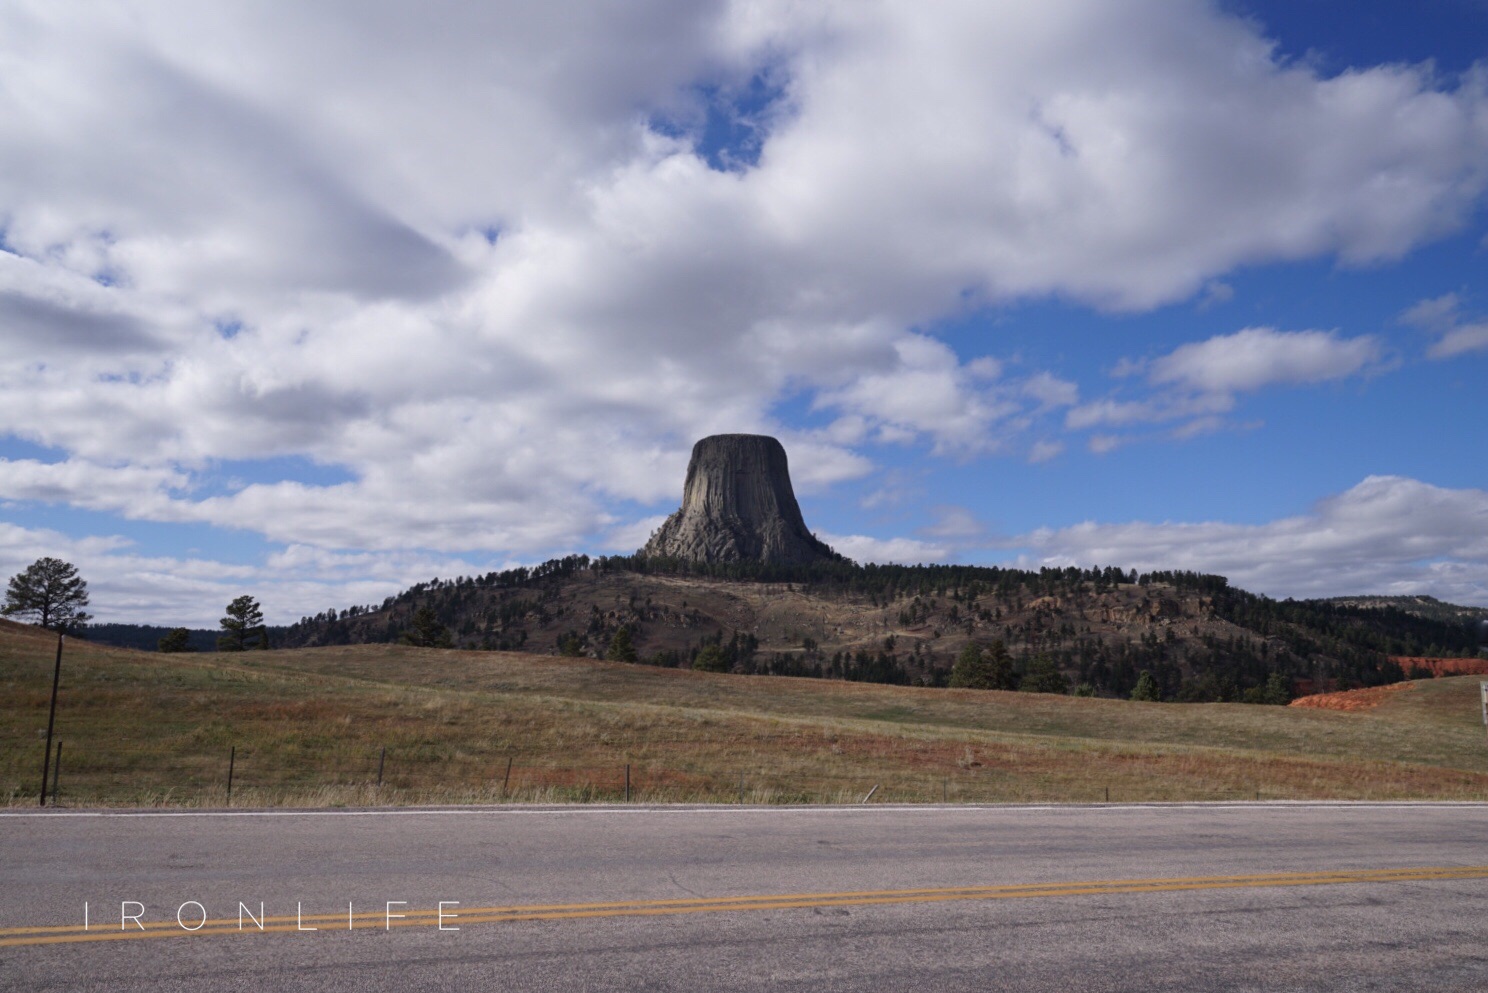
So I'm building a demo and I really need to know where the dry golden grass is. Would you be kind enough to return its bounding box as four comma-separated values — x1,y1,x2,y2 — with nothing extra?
1290,683,1419,712
3,619,1487,808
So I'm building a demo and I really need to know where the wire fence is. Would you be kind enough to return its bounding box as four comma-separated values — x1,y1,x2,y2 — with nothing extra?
7,741,1303,809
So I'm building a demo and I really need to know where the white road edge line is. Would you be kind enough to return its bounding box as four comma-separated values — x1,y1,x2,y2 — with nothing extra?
2,801,1486,818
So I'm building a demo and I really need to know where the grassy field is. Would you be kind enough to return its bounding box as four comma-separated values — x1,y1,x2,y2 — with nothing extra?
3,619,1487,808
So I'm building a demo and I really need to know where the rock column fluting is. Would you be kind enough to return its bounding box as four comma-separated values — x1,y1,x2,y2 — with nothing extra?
641,434,839,566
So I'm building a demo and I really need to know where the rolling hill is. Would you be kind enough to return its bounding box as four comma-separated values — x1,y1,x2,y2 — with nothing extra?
258,558,1487,703
9,615,1486,809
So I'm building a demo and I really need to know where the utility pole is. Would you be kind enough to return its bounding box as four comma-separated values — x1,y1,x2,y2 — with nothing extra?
39,632,63,807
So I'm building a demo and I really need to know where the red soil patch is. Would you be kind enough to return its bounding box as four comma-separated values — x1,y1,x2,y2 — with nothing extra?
1289,682,1417,713
1391,657,1488,677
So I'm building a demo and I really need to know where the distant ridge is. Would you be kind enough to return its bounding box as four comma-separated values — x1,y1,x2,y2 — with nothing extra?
255,558,1488,703
1322,595,1488,625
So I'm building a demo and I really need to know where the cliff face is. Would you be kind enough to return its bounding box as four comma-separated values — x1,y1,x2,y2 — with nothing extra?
641,434,838,566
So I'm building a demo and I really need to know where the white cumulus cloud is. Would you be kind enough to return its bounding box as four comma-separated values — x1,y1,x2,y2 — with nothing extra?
1400,293,1488,358
1067,327,1382,437
1148,327,1384,394
0,0,1484,571
1017,475,1488,604
817,532,950,566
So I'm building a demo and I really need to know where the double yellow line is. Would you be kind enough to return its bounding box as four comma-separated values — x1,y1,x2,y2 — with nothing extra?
4,865,1485,949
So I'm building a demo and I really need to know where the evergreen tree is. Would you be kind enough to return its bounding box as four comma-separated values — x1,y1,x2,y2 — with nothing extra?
985,639,1018,690
158,627,194,653
949,639,1020,690
218,595,268,651
693,644,728,672
401,604,453,648
948,642,991,688
3,557,91,631
1130,670,1161,702
1261,671,1292,705
1020,655,1070,694
606,626,638,662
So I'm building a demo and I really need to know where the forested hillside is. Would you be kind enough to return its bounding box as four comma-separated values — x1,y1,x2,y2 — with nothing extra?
249,556,1488,703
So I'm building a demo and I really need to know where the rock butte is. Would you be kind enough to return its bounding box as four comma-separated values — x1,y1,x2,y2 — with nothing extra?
641,434,839,566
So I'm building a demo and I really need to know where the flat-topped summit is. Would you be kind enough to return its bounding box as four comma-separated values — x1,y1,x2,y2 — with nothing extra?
641,434,838,566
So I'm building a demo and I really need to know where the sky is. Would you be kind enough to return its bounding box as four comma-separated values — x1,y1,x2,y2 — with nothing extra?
1,0,1487,627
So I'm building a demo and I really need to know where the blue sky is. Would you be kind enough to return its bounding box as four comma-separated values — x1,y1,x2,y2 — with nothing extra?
1,0,1486,625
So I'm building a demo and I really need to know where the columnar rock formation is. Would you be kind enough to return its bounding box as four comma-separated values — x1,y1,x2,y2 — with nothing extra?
641,434,839,566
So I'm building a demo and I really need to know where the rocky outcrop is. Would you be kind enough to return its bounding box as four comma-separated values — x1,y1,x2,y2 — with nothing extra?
641,434,839,566
1100,596,1185,625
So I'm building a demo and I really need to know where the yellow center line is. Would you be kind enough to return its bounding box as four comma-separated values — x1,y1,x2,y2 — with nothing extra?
4,865,1485,949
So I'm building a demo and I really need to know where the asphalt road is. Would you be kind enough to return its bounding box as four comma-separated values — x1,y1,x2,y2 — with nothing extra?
1,802,1486,992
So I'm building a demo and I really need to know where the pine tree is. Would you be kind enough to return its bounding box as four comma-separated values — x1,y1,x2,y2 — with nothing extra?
985,639,1018,690
692,644,728,672
606,626,638,662
949,642,991,688
1130,670,1161,702
401,605,453,648
3,557,91,631
1261,671,1292,705
218,595,268,651
158,627,194,653
1020,655,1070,694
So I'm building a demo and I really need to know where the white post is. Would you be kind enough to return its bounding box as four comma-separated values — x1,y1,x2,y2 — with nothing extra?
1480,681,1487,756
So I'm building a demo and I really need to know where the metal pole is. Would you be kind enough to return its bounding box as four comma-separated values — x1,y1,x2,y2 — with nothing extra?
738,772,744,804
625,764,631,803
51,740,62,805
502,756,513,797
39,633,63,807
227,746,236,807
377,746,386,787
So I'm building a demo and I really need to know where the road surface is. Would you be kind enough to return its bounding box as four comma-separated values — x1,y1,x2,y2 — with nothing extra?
1,802,1485,991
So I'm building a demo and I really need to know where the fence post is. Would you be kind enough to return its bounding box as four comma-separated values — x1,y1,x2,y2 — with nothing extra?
1104,785,1109,803
39,632,63,807
738,772,745,804
625,764,631,803
377,746,386,787
502,756,513,797
861,784,880,804
51,740,62,806
942,779,947,803
227,746,236,807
